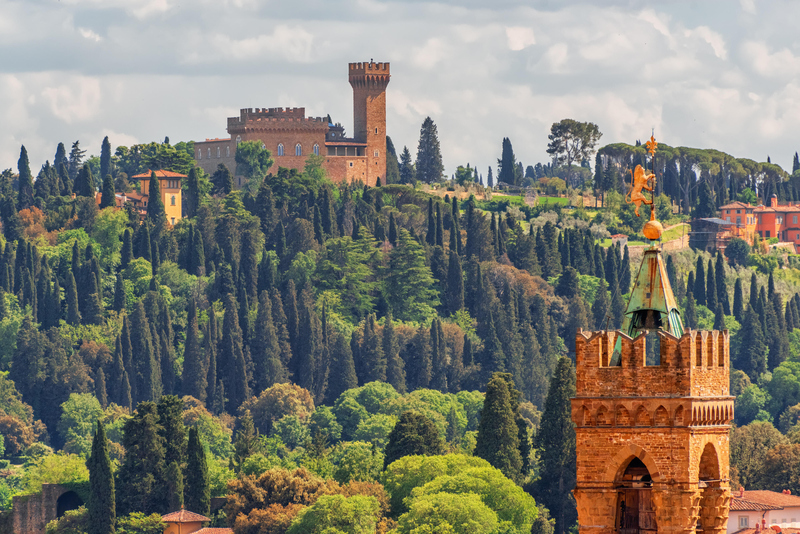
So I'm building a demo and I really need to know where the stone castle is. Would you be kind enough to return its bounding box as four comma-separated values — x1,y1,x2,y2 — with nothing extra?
193,61,390,187
572,245,733,534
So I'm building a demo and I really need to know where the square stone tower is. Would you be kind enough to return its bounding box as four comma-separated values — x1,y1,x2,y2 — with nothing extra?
572,246,733,534
349,61,390,186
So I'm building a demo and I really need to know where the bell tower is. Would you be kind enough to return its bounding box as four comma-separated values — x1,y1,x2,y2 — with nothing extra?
571,137,733,534
349,60,390,186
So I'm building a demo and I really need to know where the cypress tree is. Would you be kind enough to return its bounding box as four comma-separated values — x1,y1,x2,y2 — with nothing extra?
463,333,474,367
120,371,132,412
325,331,358,404
684,290,698,329
100,136,112,180
252,290,287,393
475,372,523,483
384,311,406,394
130,301,160,403
121,315,133,395
184,427,210,516
138,223,152,262
75,163,95,197
270,288,293,370
283,280,299,359
388,212,398,246
360,313,386,383
408,325,432,390
100,174,116,209
426,198,436,246
65,271,81,325
121,229,133,270
157,395,187,470
716,253,730,314
451,196,462,255
219,294,249,412
706,259,718,312
113,273,126,312
116,402,167,515
694,257,706,306
205,318,218,413
185,167,202,219
86,276,104,325
737,306,767,381
430,317,448,392
534,357,577,534
182,299,207,402
714,303,726,331
610,271,626,329
191,225,206,276
435,203,444,248
733,278,744,323
111,336,128,407
750,272,759,312
88,420,115,534
17,145,34,209
594,245,605,281
294,294,321,394
383,411,444,468
445,249,464,315
95,369,108,409
619,245,631,294
146,171,166,236
591,278,610,330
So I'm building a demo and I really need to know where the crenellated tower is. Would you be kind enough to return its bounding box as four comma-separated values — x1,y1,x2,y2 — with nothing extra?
572,137,732,534
349,61,390,186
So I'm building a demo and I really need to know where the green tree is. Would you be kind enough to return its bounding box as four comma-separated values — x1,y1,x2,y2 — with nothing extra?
146,171,166,236
694,257,706,307
399,146,415,185
706,259,718,312
184,427,210,516
17,145,34,209
498,137,518,186
58,393,103,456
415,117,444,183
591,278,610,330
733,278,744,323
545,119,602,186
695,180,716,218
219,294,249,412
737,306,767,382
475,373,522,483
385,136,400,184
74,163,96,197
100,174,116,210
211,164,234,196
287,494,381,534
534,357,576,534
235,140,274,192
252,290,288,392
383,311,406,394
360,314,386,383
65,271,81,326
327,331,358,405
88,420,115,534
184,167,203,218
182,299,206,403
726,238,751,267
445,249,464,315
684,290,698,329
715,253,730,314
116,402,167,515
384,411,445,468
384,229,439,322
396,492,498,534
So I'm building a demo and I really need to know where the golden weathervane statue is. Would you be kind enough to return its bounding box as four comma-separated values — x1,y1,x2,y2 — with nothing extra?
626,134,663,241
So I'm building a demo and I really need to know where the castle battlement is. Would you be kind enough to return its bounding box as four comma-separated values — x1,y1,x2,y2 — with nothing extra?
575,329,729,398
349,61,390,74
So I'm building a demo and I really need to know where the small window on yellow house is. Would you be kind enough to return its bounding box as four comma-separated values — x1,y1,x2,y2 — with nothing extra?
171,195,176,206
171,218,176,225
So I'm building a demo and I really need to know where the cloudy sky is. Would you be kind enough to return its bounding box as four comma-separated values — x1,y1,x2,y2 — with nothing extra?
2,0,799,178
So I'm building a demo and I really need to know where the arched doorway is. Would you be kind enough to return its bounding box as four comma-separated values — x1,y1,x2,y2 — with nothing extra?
697,443,723,533
615,457,658,534
56,491,83,518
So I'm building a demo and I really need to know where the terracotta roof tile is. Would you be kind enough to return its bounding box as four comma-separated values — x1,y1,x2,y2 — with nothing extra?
131,169,187,179
730,498,783,511
195,529,233,534
742,490,800,507
161,508,210,523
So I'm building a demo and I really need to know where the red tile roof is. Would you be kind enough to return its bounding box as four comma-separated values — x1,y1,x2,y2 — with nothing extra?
195,529,233,534
741,490,800,508
161,508,210,523
131,169,187,179
719,201,755,210
732,529,800,534
730,498,783,511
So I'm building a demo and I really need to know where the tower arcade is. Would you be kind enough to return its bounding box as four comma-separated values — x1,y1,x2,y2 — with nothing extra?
572,245,733,534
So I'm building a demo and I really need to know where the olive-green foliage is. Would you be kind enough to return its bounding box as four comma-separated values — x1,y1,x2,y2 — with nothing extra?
381,454,491,516
115,512,166,534
59,393,103,457
88,421,115,534
329,441,384,484
474,374,522,483
383,411,444,469
45,505,88,534
287,494,381,534
23,452,89,495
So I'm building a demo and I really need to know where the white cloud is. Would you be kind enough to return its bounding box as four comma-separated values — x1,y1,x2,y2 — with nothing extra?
740,0,757,14
41,77,102,124
78,28,103,42
188,25,315,63
505,27,535,51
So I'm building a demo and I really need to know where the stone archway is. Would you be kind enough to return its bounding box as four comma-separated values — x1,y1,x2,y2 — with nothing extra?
56,491,83,518
615,457,658,534
697,443,730,534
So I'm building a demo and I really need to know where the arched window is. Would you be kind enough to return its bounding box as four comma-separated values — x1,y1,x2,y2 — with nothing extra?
216,147,220,158
226,146,230,157
207,148,211,158
171,195,176,206
197,149,202,160
313,144,320,156
374,150,379,157
277,143,284,156
295,143,302,156
236,135,242,145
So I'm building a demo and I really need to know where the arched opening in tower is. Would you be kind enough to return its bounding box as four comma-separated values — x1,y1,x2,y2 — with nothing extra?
56,490,84,518
615,457,657,534
697,443,723,533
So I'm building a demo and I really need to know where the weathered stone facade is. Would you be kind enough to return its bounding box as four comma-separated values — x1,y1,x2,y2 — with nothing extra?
10,484,83,534
194,61,389,186
572,329,733,534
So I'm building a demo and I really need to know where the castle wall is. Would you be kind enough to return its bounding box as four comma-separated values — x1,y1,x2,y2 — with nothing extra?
11,484,71,534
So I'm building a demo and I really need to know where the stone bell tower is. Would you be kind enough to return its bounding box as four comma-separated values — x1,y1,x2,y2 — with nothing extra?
571,143,733,534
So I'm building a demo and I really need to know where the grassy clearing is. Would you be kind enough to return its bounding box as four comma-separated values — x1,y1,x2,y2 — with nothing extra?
661,223,689,242
537,196,569,206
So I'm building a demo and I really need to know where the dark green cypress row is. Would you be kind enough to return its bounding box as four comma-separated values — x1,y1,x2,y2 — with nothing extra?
445,249,464,315
383,310,406,394
88,420,115,534
325,331,358,404
184,427,210,516
182,299,207,402
252,290,287,393
220,295,249,412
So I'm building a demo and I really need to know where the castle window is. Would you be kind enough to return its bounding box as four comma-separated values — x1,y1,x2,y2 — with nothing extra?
794,216,798,224
349,162,353,167
375,128,378,134
236,136,241,145
295,143,302,156
226,146,230,157
313,144,319,156
277,143,284,156
374,150,379,158
171,195,176,206
207,148,211,158
197,149,202,160
217,147,220,158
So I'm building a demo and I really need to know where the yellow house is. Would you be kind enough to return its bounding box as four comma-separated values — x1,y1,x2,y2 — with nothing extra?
161,507,210,534
131,169,185,225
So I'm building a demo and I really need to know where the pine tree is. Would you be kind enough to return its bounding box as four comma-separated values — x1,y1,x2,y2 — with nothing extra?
88,420,115,534
591,278,610,330
475,372,523,483
733,278,744,322
219,294,249,412
17,145,34,210
182,299,207,402
184,427,210,516
535,357,577,534
383,311,406,394
684,290,698,329
694,257,706,306
706,259,718,312
252,290,287,393
415,117,444,183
